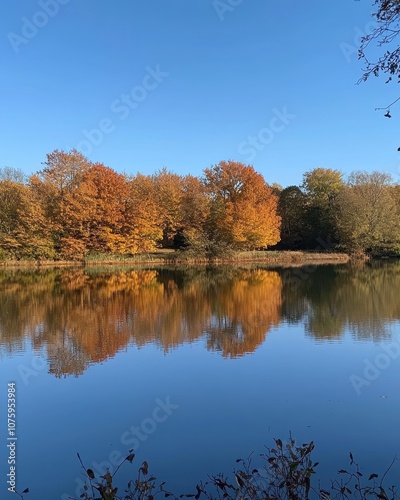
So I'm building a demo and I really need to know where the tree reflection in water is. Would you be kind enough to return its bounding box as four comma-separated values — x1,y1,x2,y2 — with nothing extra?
1,261,400,377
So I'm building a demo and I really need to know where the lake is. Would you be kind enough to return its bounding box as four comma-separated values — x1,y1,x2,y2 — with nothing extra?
1,262,400,499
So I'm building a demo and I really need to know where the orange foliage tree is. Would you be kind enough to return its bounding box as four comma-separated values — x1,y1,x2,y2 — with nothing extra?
203,161,281,250
30,149,92,257
8,153,285,259
73,163,129,255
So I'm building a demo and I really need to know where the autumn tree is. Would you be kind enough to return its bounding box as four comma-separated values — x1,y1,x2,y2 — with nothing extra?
0,166,26,183
30,149,92,254
122,174,162,253
77,163,129,255
203,161,281,251
58,170,97,258
174,175,210,249
391,183,400,209
302,167,344,248
336,171,400,255
39,149,91,192
152,168,183,247
0,180,54,259
270,182,283,196
33,158,130,259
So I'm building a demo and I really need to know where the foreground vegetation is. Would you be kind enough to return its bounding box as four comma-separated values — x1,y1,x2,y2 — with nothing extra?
15,436,399,499
1,153,400,263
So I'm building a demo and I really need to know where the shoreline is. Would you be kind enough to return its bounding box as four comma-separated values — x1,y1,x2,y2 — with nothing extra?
0,250,351,269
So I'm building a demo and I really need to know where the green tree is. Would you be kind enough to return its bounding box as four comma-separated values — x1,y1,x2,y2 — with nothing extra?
276,186,308,249
336,171,400,255
302,167,344,248
302,167,344,205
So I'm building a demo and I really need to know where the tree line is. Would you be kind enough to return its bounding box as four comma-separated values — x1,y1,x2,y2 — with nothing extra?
278,168,400,256
0,149,399,259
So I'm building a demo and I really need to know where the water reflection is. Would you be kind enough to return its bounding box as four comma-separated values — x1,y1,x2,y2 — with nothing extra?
1,261,400,376
280,262,400,341
0,267,281,375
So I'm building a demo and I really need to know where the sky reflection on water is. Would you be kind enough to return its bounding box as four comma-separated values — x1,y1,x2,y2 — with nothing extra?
1,262,400,498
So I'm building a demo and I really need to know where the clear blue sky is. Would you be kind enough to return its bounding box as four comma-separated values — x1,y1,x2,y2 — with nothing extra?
1,0,399,187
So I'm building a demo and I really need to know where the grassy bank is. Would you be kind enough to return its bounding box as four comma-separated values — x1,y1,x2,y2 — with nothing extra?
0,250,351,268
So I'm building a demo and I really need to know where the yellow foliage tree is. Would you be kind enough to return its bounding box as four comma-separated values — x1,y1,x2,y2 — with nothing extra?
122,174,163,253
152,168,183,247
0,180,54,259
203,161,281,250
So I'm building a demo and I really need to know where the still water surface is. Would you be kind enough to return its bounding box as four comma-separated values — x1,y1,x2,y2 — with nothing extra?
1,263,400,498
